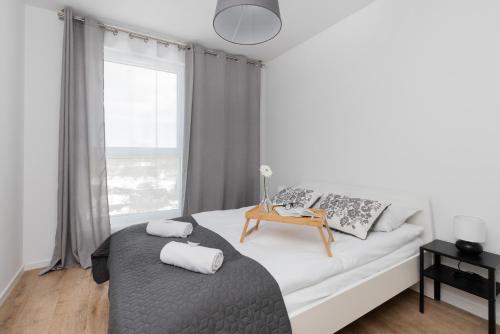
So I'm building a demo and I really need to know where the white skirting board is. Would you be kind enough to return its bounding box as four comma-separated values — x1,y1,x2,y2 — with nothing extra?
0,266,24,307
23,259,50,271
0,260,50,307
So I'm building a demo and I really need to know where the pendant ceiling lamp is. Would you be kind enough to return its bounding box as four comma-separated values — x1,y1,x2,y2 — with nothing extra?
213,0,282,45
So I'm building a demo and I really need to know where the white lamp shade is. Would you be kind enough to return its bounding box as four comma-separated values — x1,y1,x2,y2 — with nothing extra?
453,215,486,243
214,0,282,45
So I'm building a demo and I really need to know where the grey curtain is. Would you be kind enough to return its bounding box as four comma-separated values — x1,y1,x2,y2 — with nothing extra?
44,8,110,273
183,45,261,215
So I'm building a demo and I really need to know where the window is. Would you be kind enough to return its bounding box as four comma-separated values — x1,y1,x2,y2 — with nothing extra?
104,51,184,230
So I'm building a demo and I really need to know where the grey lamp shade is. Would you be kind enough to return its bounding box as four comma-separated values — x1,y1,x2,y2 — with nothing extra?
213,0,282,45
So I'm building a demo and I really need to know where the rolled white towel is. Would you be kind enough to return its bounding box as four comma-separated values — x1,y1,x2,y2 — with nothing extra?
146,220,193,238
160,241,224,274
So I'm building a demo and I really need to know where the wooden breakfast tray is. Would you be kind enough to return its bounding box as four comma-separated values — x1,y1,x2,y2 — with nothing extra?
240,206,335,257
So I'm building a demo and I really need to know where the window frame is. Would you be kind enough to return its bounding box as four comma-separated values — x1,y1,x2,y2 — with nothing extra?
104,48,185,231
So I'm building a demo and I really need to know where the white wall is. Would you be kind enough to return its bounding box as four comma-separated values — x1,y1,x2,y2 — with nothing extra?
0,0,24,300
15,0,500,324
23,5,63,267
264,0,500,322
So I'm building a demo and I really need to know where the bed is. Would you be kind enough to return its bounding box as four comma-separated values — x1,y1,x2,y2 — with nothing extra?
287,182,434,333
94,182,434,334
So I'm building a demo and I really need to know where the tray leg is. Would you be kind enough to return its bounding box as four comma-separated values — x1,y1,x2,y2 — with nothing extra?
326,223,334,242
317,227,333,257
256,220,261,230
240,219,250,243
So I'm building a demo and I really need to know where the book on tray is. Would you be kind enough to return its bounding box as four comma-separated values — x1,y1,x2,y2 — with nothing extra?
274,206,319,218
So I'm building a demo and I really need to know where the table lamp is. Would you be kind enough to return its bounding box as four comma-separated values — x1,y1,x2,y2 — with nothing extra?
453,215,486,256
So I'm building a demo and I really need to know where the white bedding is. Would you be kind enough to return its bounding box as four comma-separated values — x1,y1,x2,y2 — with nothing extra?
193,207,423,311
284,238,421,314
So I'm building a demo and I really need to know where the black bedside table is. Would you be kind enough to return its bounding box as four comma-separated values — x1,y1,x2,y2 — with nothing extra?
420,240,500,334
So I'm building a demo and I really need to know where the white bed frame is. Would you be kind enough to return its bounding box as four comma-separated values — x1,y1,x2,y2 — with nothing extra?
289,182,435,334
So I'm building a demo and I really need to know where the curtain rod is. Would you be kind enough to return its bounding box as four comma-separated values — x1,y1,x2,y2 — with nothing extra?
57,10,263,67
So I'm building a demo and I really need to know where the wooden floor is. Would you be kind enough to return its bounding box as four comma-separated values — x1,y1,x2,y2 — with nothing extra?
0,268,497,334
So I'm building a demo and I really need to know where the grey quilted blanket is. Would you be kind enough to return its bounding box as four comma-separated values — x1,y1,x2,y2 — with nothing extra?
91,216,292,334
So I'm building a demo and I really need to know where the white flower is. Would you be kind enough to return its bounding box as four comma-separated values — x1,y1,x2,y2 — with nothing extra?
260,165,273,178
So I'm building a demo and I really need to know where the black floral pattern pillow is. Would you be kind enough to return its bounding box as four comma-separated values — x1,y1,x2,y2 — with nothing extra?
319,194,390,239
272,187,321,208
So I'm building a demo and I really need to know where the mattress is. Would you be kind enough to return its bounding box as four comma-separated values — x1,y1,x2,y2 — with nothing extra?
193,207,423,313
285,238,421,314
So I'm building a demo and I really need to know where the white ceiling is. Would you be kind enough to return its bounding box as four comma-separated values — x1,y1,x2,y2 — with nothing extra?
25,0,374,61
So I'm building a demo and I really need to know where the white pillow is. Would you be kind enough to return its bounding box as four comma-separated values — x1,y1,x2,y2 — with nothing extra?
319,194,390,240
372,204,421,232
302,182,423,233
272,186,322,208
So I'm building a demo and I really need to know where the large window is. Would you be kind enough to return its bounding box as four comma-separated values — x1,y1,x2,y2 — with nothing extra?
104,53,184,229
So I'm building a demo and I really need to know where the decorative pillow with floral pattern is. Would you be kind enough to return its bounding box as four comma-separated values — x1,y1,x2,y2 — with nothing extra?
319,194,390,239
271,187,321,208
